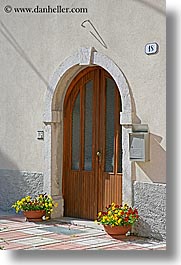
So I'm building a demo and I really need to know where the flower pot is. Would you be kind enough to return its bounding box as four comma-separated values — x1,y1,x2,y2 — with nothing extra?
23,210,46,222
103,225,132,239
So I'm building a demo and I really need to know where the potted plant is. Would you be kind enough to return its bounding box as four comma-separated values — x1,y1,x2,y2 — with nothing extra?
12,193,58,222
95,202,139,238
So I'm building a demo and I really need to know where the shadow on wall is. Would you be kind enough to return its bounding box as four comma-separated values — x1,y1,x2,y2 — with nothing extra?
0,149,19,214
132,0,165,16
0,150,43,214
123,72,166,185
134,133,166,183
133,217,164,241
0,20,48,87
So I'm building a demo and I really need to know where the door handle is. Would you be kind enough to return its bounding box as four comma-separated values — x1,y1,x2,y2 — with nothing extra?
96,151,101,157
96,151,102,163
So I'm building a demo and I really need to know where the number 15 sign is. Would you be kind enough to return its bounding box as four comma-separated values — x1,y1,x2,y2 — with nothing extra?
145,42,159,55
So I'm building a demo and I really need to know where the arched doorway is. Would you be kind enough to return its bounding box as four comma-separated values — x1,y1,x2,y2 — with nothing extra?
44,47,133,219
63,67,122,220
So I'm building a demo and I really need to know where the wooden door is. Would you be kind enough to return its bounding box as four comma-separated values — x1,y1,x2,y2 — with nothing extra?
63,67,122,220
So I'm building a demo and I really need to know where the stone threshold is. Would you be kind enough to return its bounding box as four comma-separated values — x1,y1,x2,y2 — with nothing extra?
51,217,104,231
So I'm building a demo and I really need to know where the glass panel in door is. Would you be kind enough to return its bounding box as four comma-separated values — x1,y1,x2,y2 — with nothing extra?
84,81,93,171
71,92,80,170
105,78,115,172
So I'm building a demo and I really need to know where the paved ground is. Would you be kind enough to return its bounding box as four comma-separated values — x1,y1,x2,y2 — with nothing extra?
0,215,166,250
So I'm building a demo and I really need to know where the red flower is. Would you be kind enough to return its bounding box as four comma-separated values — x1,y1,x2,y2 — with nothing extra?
128,208,133,214
134,209,138,214
124,217,129,222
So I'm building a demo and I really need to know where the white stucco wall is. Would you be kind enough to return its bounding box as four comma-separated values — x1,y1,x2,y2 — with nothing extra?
0,0,166,182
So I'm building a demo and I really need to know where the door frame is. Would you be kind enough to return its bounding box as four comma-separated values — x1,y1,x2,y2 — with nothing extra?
43,47,133,218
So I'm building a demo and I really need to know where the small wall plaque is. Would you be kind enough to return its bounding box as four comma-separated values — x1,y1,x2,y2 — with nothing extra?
145,42,159,55
37,131,44,140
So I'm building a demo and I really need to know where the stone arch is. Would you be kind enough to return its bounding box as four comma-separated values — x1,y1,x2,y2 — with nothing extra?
43,47,134,217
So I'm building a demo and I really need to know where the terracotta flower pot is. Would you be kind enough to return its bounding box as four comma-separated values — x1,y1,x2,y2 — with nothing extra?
23,210,46,222
103,225,132,239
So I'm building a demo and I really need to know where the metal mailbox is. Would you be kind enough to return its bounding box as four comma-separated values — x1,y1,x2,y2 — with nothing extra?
129,124,150,162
